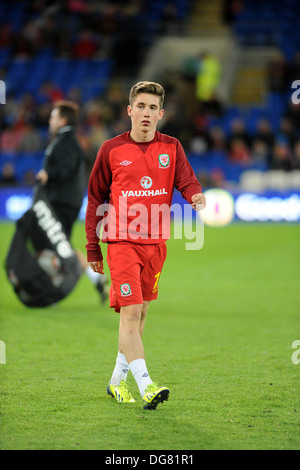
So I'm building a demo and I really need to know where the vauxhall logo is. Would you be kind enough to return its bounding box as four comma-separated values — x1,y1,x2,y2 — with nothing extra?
140,176,152,189
121,176,168,197
121,188,168,197
32,200,73,258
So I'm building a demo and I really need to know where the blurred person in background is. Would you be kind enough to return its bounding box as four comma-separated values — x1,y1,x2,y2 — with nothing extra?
271,138,293,171
0,162,17,186
195,52,222,104
228,117,252,150
292,140,300,169
36,100,108,302
266,51,290,95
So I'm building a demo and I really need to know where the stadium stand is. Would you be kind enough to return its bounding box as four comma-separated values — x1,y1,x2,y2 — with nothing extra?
0,0,299,190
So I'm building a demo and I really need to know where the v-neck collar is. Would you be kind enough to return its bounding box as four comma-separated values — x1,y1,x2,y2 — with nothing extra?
125,131,158,154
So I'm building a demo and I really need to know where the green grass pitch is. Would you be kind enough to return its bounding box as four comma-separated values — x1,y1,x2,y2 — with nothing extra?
0,221,299,450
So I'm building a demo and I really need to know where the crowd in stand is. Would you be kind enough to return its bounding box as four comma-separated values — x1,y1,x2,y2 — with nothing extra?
158,47,300,188
0,0,300,187
0,0,186,71
0,1,146,69
1,60,300,187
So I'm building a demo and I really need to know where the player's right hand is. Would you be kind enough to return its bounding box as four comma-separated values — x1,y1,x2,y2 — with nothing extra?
89,260,104,275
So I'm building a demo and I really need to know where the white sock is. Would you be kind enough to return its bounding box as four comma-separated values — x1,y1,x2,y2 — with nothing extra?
129,358,153,397
110,352,129,385
85,266,105,285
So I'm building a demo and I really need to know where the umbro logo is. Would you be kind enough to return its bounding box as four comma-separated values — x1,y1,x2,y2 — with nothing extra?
120,160,132,166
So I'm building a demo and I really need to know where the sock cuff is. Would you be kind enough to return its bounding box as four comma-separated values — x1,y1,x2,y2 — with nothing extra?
117,352,128,365
129,358,152,397
129,358,146,370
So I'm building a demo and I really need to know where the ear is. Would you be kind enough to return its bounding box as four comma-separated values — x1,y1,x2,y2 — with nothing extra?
127,105,132,118
60,115,68,127
158,108,164,121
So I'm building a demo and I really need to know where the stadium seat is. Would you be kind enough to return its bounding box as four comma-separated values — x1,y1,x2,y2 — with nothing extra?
224,163,244,183
0,48,11,67
239,170,267,191
289,170,300,189
264,170,291,190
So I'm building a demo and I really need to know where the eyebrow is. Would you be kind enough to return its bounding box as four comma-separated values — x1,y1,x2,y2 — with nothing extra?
136,101,160,109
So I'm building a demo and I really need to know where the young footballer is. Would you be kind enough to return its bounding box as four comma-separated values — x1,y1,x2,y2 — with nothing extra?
85,81,206,409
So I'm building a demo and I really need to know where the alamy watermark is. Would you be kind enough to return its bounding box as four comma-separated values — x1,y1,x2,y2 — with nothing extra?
95,197,205,251
0,340,6,364
0,80,6,104
291,80,300,104
291,340,300,365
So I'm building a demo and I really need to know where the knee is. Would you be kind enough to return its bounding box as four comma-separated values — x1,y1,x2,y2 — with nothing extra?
120,304,143,323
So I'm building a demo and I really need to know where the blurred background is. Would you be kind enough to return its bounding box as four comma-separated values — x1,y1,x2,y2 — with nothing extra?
0,0,300,225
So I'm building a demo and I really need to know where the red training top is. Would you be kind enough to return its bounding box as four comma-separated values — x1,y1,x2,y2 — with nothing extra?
85,131,202,261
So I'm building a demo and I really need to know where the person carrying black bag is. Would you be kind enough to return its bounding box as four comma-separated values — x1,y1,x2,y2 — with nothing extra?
6,181,82,307
36,100,108,302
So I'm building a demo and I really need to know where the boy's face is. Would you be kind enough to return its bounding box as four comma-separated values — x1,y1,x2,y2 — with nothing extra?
127,93,164,136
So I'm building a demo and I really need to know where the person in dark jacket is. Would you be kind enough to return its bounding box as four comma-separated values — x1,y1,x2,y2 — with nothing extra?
36,100,108,302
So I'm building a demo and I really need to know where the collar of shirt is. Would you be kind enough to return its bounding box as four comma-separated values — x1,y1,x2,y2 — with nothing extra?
57,125,73,135
45,126,73,156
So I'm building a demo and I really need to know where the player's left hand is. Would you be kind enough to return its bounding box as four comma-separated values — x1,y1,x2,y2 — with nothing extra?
36,169,49,185
191,193,206,211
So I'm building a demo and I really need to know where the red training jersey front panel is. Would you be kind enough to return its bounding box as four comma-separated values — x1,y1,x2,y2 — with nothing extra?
85,131,202,261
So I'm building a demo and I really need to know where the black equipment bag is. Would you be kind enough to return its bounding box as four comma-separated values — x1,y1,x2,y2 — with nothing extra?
5,184,82,307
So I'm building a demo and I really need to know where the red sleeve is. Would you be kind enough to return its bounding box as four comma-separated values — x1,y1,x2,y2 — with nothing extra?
174,140,202,203
85,142,112,262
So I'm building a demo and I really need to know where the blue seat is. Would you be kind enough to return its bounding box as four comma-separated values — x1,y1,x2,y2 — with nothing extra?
224,163,244,183
0,48,11,67
35,48,55,62
244,107,267,135
207,151,227,170
13,154,43,181
0,151,18,162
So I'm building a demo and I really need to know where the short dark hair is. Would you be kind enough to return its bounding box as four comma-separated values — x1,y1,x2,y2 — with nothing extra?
129,81,165,109
53,100,80,126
